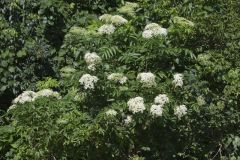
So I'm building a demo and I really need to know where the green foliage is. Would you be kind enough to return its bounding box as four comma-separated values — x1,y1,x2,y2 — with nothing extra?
1,0,240,159
36,77,59,90
1,98,95,159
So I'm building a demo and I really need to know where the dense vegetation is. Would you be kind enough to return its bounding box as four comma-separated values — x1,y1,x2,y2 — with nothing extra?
0,0,240,159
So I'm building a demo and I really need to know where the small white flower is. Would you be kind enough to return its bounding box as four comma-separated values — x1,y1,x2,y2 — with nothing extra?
127,97,146,114
99,14,112,23
35,89,61,100
119,76,128,84
137,72,156,87
98,24,115,35
84,52,102,71
142,30,154,39
153,27,168,36
111,15,128,26
154,94,169,106
107,73,128,84
99,14,128,26
87,64,96,71
84,52,102,65
12,91,38,104
143,23,168,38
150,105,163,117
173,73,184,87
79,74,99,90
144,23,160,30
124,115,132,124
174,105,187,118
106,109,117,116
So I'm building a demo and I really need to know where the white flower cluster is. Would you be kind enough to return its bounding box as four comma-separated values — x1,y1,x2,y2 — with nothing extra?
79,74,99,90
137,72,156,87
99,14,112,23
150,94,169,117
124,115,132,124
144,23,160,30
98,14,128,35
12,91,37,104
106,109,117,116
118,2,139,17
12,89,60,104
111,15,128,26
174,105,187,119
150,104,163,117
84,52,102,71
36,89,60,99
99,14,128,26
127,97,146,113
154,94,169,106
36,89,61,98
98,24,116,35
173,73,184,87
107,73,128,84
142,30,154,39
142,23,168,39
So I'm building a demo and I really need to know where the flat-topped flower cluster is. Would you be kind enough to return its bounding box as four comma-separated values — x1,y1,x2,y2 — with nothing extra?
98,14,128,35
12,89,61,105
173,73,184,87
127,97,146,113
79,74,99,90
84,52,102,71
137,72,156,87
99,14,128,26
98,24,116,35
142,23,168,39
